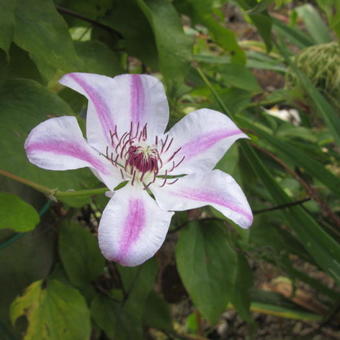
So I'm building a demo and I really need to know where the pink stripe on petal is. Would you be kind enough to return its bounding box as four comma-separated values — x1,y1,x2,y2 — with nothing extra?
175,189,252,223
180,129,243,160
26,141,110,175
130,74,145,124
69,73,114,143
117,199,145,264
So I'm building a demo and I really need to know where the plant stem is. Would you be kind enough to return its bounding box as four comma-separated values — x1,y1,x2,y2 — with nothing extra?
0,169,107,199
56,5,123,39
55,187,107,198
0,169,51,195
253,197,311,214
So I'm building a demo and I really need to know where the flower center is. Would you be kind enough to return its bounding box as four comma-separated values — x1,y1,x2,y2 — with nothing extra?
102,122,184,188
126,143,159,177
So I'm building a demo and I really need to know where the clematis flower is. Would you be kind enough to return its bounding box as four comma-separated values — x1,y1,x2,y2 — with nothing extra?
25,73,253,266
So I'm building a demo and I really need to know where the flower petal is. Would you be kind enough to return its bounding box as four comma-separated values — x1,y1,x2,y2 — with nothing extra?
25,116,120,190
59,73,169,151
98,185,173,266
163,109,248,174
151,170,253,228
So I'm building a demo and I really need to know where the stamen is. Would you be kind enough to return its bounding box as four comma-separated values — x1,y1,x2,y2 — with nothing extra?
174,155,185,169
133,122,140,139
143,123,147,140
120,139,132,158
161,135,169,153
167,147,182,162
131,170,136,185
160,170,168,187
115,132,127,153
164,137,173,153
168,178,179,185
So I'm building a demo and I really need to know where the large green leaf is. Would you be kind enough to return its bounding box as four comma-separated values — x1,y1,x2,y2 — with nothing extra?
91,259,157,340
59,221,105,291
229,253,253,323
57,0,112,21
103,0,158,69
143,291,173,331
10,280,91,340
118,258,157,319
218,64,260,92
0,196,55,326
75,40,122,76
136,0,192,95
91,294,142,340
0,192,39,232
0,79,97,191
295,4,332,44
272,18,314,48
14,0,81,78
176,220,237,324
0,0,16,54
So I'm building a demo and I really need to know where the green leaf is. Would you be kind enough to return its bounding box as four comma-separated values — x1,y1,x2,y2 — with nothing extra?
176,220,237,324
10,280,91,340
249,13,273,51
102,0,158,69
143,291,173,331
0,0,16,54
91,294,142,340
295,4,332,44
0,79,97,191
118,259,157,319
136,0,192,95
0,199,55,325
0,193,39,232
91,260,157,338
14,0,81,78
58,0,112,21
218,64,260,92
75,40,123,76
272,18,314,48
59,221,104,290
229,253,253,323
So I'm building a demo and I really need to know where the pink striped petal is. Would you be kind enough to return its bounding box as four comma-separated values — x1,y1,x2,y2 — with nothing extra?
59,73,169,151
151,170,253,228
98,185,173,266
163,109,248,174
24,116,120,190
59,73,116,151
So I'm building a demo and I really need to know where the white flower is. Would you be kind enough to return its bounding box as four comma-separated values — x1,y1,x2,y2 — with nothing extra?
25,73,253,266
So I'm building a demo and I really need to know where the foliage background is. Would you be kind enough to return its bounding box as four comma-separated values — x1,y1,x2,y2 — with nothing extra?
0,0,339,339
